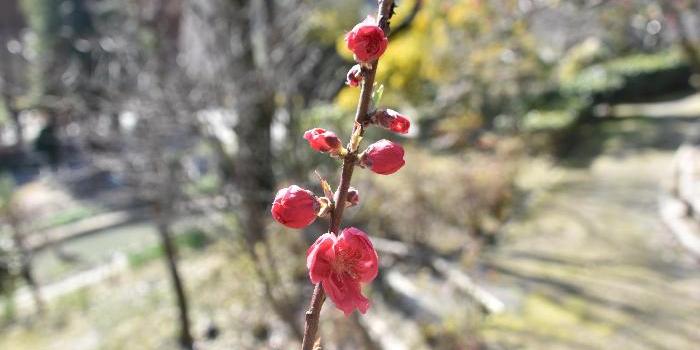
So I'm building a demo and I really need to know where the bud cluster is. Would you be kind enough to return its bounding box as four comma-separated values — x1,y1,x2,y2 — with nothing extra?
271,12,410,317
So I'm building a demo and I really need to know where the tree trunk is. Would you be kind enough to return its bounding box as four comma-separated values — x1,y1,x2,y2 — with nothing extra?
233,97,307,340
234,98,276,243
152,160,193,350
8,214,42,314
154,205,194,350
661,1,700,75
0,92,23,149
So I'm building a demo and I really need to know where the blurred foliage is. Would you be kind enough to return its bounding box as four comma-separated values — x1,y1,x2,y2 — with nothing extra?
525,49,689,136
19,0,95,106
0,102,7,126
386,1,545,126
561,50,685,97
336,0,548,131
1,295,16,326
55,286,91,313
19,0,62,100
522,109,578,132
323,0,553,150
350,142,521,251
189,173,220,196
557,38,611,85
0,176,14,210
325,0,699,143
0,176,16,298
35,206,97,231
127,228,210,268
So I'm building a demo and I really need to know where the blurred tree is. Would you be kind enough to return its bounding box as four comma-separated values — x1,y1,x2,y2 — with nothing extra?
20,0,96,99
0,177,17,300
34,118,61,171
0,176,43,315
179,0,313,339
113,113,196,348
55,0,200,346
106,1,196,347
0,0,27,148
20,0,99,162
658,0,700,75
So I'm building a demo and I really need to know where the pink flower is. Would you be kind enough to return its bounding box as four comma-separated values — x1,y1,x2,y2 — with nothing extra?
359,139,405,175
346,64,363,87
345,16,388,63
303,128,343,154
373,109,411,134
306,227,379,316
271,185,319,229
345,187,360,207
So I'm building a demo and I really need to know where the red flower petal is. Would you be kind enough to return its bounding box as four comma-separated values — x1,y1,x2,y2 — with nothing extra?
307,233,335,284
322,273,370,316
338,227,378,283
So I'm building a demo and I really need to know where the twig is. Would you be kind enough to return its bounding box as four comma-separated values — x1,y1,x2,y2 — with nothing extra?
300,1,396,349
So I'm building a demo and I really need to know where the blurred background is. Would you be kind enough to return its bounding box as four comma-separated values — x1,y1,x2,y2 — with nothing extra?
1,0,700,349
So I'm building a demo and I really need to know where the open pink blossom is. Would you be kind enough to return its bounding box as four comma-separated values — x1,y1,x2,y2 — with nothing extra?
303,128,343,154
359,139,405,175
345,16,388,63
271,185,319,229
306,227,379,316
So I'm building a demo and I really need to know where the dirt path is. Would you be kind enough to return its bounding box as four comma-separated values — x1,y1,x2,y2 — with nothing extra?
481,118,700,349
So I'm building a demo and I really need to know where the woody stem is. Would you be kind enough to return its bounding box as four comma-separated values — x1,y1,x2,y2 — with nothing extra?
300,1,395,349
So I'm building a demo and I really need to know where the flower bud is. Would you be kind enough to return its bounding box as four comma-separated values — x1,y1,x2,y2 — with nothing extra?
303,128,343,154
271,185,319,229
346,64,363,87
359,139,405,175
345,187,360,207
372,109,410,134
345,16,388,63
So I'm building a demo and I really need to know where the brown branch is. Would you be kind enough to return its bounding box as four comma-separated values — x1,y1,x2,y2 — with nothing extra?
300,1,396,349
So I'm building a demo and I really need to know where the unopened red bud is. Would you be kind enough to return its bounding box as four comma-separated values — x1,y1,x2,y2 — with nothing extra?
359,139,405,175
346,187,360,207
346,65,363,87
345,16,388,63
304,128,343,154
373,109,410,134
271,185,319,229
